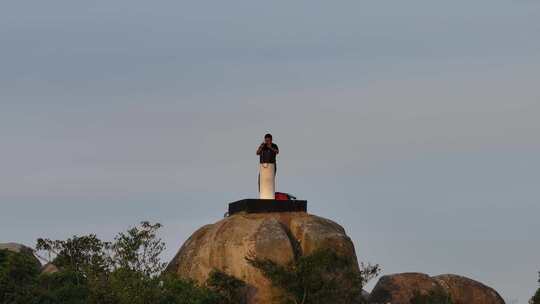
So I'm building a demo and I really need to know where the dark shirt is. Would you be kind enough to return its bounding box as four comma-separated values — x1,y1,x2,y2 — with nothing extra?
260,143,279,164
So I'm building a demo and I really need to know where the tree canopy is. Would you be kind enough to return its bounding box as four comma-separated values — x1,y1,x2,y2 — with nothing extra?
1,222,245,304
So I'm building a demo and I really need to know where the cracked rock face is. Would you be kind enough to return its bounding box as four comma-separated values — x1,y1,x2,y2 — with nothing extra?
166,212,359,304
368,272,504,304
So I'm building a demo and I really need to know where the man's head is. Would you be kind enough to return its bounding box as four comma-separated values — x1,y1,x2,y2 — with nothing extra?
264,133,273,144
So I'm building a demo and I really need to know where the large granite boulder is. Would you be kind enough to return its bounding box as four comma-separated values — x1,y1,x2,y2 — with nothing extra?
166,212,359,304
434,274,505,304
368,272,443,304
368,272,504,304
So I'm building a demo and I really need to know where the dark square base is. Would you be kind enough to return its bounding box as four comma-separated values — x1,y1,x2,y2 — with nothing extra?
228,199,307,216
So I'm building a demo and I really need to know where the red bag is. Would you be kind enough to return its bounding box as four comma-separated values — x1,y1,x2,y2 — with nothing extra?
275,192,296,201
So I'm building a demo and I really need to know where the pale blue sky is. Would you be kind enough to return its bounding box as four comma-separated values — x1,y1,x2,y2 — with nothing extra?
1,1,539,302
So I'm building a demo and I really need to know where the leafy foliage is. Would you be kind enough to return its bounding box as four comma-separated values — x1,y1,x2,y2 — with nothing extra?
1,222,245,304
108,221,166,276
159,273,221,304
36,234,108,270
0,249,40,304
206,269,247,304
36,234,109,288
33,270,90,304
246,248,380,304
410,288,453,304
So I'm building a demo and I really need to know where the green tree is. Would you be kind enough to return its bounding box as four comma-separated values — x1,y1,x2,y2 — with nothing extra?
108,221,166,276
33,270,90,304
206,269,246,304
0,249,40,304
33,221,225,304
1,222,254,304
103,221,168,304
160,273,220,304
36,234,108,272
246,248,380,304
36,234,109,292
35,222,168,303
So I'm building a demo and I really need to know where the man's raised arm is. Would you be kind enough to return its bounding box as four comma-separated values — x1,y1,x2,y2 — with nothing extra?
256,143,264,155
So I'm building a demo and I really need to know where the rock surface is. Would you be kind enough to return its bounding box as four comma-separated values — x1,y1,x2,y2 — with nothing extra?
166,212,359,304
41,262,60,274
0,243,34,255
434,274,505,304
369,272,504,304
368,272,442,304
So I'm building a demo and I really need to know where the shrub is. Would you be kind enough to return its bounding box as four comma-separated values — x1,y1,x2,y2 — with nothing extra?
206,269,246,304
33,270,90,304
160,274,220,304
0,249,40,304
30,221,227,304
246,248,379,304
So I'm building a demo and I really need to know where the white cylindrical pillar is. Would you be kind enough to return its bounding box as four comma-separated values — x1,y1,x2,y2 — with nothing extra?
259,163,275,199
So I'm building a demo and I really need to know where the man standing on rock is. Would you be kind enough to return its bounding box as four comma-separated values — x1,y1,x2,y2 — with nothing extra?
256,133,279,199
